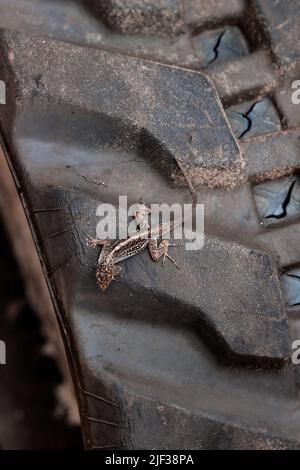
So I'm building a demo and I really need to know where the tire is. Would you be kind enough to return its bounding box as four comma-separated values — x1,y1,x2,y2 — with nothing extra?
0,0,300,450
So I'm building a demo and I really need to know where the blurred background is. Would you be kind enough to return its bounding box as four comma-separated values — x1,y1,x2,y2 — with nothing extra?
0,217,82,449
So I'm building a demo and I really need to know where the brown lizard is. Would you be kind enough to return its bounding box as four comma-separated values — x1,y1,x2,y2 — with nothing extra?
87,158,197,291
86,205,183,291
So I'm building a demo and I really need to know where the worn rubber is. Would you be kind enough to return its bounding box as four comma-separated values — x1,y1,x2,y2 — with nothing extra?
0,0,300,449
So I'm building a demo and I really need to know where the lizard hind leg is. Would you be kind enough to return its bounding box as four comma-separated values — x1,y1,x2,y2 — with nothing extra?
148,239,180,270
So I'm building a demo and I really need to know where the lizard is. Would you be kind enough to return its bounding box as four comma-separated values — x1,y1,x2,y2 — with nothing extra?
86,203,182,291
87,157,197,291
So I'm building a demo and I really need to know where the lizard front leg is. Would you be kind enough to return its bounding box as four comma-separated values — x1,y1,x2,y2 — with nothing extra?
148,239,180,269
85,233,112,249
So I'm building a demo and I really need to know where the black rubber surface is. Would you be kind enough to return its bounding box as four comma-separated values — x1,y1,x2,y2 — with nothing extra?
0,0,300,449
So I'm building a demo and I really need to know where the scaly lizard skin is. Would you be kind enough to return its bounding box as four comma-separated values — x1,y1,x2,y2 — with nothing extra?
86,204,182,291
87,158,197,291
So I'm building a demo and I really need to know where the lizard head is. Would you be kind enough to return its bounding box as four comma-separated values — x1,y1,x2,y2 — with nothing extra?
96,262,122,291
133,203,151,225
